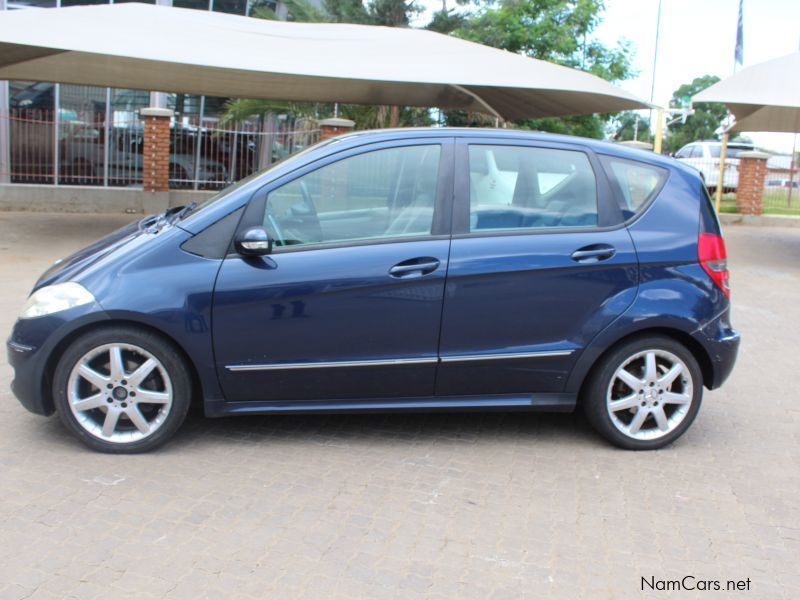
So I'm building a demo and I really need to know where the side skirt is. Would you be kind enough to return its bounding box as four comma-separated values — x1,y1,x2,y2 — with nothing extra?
204,393,576,418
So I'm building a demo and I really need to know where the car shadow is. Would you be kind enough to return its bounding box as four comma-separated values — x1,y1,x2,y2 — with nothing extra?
165,408,601,452
32,406,603,454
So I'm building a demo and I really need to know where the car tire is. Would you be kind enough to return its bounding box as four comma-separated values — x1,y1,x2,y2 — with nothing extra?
582,335,703,450
52,325,192,453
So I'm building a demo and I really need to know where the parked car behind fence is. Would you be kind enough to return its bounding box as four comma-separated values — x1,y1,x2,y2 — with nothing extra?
4,108,318,189
674,140,756,193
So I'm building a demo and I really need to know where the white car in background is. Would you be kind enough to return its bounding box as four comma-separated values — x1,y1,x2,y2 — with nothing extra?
674,140,755,193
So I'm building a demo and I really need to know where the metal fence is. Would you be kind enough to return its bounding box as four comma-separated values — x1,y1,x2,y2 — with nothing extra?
1,108,319,190
4,111,798,214
673,153,800,215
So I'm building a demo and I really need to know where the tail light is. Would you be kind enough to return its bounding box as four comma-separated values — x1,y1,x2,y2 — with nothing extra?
698,233,730,297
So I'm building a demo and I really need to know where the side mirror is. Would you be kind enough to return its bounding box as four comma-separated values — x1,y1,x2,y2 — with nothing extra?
235,226,273,256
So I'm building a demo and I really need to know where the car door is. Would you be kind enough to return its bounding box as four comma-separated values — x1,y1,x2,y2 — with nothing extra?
436,139,638,396
213,138,454,403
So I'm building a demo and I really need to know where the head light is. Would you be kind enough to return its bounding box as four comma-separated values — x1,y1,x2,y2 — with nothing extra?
20,282,95,319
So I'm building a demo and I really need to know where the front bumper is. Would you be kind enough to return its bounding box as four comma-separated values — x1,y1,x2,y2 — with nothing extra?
7,337,51,415
7,304,108,416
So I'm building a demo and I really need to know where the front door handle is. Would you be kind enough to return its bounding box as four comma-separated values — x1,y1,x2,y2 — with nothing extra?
570,244,616,263
389,257,441,278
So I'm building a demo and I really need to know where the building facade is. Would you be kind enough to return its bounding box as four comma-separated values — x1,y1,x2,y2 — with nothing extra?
0,0,323,190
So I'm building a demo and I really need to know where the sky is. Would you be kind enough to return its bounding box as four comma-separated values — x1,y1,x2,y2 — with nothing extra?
414,0,800,153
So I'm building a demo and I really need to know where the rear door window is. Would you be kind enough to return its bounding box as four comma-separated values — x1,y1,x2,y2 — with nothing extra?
467,145,599,231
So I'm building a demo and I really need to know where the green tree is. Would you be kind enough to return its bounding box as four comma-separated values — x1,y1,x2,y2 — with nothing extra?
425,8,466,34
666,75,727,152
445,0,634,136
612,111,651,143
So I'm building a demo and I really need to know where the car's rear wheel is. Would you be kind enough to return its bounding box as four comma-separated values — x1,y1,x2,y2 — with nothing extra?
582,335,703,450
52,326,191,453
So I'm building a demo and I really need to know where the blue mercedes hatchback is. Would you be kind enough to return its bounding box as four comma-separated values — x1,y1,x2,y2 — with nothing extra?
7,129,739,452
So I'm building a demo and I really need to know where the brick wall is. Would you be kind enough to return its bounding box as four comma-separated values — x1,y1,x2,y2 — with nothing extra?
318,117,355,141
736,151,770,216
140,108,173,193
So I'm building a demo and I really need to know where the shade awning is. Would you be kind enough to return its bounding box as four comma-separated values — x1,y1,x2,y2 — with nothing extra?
0,3,650,121
692,52,800,133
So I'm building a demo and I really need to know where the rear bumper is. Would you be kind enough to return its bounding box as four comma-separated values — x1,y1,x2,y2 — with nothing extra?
695,316,740,390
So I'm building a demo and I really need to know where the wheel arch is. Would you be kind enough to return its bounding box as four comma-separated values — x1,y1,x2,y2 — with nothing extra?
569,326,715,400
42,318,205,415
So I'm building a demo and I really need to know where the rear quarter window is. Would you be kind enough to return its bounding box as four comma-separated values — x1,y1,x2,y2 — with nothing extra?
600,156,668,220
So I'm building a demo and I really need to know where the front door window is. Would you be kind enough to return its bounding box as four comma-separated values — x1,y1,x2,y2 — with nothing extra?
263,145,441,247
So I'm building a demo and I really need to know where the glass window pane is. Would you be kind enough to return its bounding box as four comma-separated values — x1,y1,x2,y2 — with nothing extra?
61,0,109,6
212,0,246,14
173,0,210,9
58,84,107,185
9,81,55,184
605,157,667,218
8,0,57,8
468,145,598,231
107,89,148,187
265,145,441,247
723,146,751,158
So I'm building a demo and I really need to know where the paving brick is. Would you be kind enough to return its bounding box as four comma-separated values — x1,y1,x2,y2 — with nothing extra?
0,213,797,598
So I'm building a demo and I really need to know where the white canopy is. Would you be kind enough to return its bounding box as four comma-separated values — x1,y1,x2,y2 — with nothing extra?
693,52,800,133
0,3,650,120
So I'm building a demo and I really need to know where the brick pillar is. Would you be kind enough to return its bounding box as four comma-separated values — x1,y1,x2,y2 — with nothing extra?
140,107,173,193
735,151,770,216
318,117,355,141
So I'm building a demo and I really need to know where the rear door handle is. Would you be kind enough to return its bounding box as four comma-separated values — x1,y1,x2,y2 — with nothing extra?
389,257,441,278
570,244,616,263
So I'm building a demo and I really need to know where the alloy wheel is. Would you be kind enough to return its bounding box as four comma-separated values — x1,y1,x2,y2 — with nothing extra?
66,343,173,443
606,349,694,441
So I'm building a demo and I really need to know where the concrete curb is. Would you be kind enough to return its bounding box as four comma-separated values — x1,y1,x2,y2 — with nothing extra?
0,184,215,214
719,213,800,228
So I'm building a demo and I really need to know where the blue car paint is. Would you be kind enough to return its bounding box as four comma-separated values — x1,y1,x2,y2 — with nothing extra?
212,238,451,402
436,228,639,396
6,128,740,419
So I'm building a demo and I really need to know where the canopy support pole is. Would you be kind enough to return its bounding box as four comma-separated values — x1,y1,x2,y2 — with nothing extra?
714,131,730,212
451,85,504,125
1,0,9,183
653,108,664,154
787,133,797,208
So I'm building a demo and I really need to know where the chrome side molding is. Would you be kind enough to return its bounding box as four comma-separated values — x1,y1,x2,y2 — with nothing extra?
227,357,439,372
226,349,573,372
439,350,574,363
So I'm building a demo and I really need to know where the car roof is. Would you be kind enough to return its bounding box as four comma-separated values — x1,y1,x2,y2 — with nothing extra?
323,127,685,172
692,139,753,147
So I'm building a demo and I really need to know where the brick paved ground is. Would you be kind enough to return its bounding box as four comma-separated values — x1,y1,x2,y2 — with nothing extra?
0,212,797,599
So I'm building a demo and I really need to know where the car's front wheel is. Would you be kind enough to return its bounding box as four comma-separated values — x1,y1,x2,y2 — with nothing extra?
583,335,703,450
52,326,192,453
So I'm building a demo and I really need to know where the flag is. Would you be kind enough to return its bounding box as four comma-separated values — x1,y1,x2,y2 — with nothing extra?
735,0,744,66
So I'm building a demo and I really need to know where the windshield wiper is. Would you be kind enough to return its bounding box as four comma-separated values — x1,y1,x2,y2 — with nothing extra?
170,202,198,222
